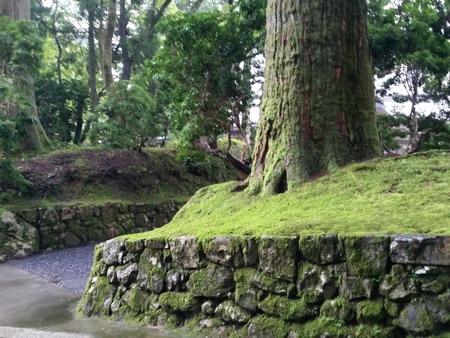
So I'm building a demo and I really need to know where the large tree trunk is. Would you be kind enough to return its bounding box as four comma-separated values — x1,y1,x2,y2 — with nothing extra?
247,0,381,196
1,0,50,151
119,0,131,80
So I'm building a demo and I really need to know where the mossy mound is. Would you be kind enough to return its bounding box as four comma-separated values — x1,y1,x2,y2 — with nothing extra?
121,151,450,241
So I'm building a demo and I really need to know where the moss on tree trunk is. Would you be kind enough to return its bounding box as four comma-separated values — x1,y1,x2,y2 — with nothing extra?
247,0,381,196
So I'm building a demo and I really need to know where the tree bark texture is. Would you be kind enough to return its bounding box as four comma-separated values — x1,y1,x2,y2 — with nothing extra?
102,0,117,90
0,0,30,19
119,0,131,80
247,0,381,196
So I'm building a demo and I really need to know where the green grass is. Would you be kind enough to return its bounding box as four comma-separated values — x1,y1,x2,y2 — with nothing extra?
121,151,450,241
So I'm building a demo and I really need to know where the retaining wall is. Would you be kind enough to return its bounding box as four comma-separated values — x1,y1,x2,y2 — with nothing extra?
0,202,179,261
78,234,450,337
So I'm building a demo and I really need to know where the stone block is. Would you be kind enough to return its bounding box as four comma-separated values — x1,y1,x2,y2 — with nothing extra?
137,249,166,294
204,236,245,267
258,235,298,282
390,235,450,266
165,269,190,292
103,239,125,266
38,207,60,226
258,295,316,322
145,238,166,250
356,299,386,324
159,292,199,314
344,236,390,278
169,236,200,269
116,263,139,286
250,272,296,297
297,263,341,303
340,274,375,300
379,264,418,301
124,239,144,253
299,234,344,265
320,297,355,322
395,299,437,334
187,264,234,298
215,300,251,323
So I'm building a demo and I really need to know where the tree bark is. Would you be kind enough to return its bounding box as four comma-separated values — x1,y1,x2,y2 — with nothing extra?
1,0,50,151
80,6,99,144
247,0,381,196
119,0,131,80
102,0,116,90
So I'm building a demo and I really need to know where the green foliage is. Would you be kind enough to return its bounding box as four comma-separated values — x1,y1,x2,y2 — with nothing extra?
90,81,163,150
377,112,409,151
150,0,265,147
0,16,43,78
35,75,88,143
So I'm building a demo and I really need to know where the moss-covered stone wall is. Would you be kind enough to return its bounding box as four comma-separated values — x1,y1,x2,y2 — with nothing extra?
0,202,179,261
78,234,450,337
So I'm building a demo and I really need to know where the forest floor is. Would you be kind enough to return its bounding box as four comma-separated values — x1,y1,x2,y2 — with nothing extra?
121,150,450,240
0,147,237,211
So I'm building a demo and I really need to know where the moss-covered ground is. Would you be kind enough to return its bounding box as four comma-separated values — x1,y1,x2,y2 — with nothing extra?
121,151,450,241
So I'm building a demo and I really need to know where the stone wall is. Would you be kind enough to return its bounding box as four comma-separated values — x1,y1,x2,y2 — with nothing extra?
79,234,450,337
0,202,179,261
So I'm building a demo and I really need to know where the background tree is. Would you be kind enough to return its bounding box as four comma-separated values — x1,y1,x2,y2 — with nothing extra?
369,0,450,153
151,0,265,161
247,0,381,195
0,0,50,151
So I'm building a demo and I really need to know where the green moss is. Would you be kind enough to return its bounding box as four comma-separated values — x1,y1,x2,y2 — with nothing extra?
245,315,292,338
258,295,312,322
234,268,259,284
356,299,386,324
384,299,399,317
320,297,355,322
77,277,116,317
159,292,200,314
118,152,450,242
250,272,296,297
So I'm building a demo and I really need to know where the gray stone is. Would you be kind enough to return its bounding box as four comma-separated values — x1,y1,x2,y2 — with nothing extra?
201,300,218,315
242,237,258,267
15,209,39,223
0,211,39,259
187,264,234,298
107,266,118,284
101,204,115,219
38,207,60,226
60,231,81,248
145,238,166,250
137,249,166,294
414,266,450,294
390,235,450,266
250,272,296,297
60,207,76,221
299,234,344,265
396,299,437,334
165,269,190,292
379,265,418,301
103,239,124,266
258,235,298,282
297,263,339,303
124,239,144,253
204,236,245,267
75,206,93,220
116,263,139,286
135,214,150,228
340,274,374,300
320,298,355,322
235,286,262,312
169,236,200,269
215,300,251,323
344,236,390,278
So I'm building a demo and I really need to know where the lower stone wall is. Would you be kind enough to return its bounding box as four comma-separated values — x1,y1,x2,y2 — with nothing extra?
79,234,450,337
0,202,179,261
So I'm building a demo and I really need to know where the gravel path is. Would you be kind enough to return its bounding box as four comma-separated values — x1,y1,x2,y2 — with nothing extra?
8,244,97,294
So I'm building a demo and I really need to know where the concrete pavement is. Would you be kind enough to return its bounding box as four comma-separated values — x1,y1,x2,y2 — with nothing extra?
0,264,167,338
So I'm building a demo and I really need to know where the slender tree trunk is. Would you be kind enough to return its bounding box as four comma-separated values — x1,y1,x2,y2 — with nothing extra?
80,7,99,143
119,0,131,80
247,0,381,196
1,0,50,151
102,0,116,90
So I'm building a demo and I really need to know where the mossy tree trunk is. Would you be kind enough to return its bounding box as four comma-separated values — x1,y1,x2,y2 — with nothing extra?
0,0,51,151
247,0,381,196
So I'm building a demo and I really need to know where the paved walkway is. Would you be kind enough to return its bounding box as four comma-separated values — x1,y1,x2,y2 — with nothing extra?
0,264,167,338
